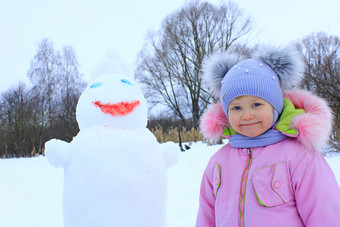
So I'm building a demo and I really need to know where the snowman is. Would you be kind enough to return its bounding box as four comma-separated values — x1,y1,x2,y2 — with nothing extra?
45,50,179,227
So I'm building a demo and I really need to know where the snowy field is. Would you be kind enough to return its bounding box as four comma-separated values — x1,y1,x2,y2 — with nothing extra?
0,142,339,227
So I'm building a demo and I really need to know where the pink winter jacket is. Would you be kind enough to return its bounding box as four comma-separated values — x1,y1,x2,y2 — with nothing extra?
196,90,340,227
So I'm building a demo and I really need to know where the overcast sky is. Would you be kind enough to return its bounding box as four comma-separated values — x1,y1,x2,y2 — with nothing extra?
1,0,339,93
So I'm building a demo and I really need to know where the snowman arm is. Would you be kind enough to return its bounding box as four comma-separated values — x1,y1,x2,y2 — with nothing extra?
160,141,180,169
45,139,71,168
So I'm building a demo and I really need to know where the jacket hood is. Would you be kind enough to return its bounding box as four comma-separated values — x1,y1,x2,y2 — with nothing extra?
200,90,333,152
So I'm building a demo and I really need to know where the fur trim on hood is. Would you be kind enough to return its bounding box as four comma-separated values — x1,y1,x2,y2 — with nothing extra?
200,90,333,152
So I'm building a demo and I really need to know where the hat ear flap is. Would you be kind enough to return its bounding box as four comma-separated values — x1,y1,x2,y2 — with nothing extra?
203,52,245,98
255,46,305,91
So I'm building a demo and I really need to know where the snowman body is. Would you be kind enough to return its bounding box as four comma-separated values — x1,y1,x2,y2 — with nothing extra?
45,75,177,227
62,127,167,227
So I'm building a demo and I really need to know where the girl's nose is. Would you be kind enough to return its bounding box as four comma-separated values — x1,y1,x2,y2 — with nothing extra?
242,111,254,120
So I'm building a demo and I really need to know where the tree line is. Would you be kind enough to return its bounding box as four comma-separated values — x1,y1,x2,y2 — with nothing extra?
0,39,86,157
1,0,339,158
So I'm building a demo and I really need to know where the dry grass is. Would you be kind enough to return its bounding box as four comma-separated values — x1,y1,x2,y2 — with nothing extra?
151,127,204,143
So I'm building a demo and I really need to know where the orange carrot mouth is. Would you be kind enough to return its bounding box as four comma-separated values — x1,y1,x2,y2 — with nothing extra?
92,100,140,116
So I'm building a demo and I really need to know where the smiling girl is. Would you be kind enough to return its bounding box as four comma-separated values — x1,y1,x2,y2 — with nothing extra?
195,46,340,227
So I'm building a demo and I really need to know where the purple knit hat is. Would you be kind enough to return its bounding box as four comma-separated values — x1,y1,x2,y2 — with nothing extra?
220,59,283,116
203,45,305,118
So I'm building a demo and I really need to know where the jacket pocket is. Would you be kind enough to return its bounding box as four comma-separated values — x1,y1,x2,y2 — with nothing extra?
213,164,221,199
252,162,293,207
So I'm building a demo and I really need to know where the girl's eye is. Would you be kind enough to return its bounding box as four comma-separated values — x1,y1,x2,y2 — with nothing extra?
233,106,241,110
253,103,261,107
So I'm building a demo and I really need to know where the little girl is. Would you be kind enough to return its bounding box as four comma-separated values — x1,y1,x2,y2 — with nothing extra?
195,46,340,226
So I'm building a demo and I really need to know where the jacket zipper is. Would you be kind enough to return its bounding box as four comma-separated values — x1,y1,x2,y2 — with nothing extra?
239,148,253,227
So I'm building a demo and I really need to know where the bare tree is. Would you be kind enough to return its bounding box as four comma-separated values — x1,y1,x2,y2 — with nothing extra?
27,38,61,147
0,83,36,157
136,0,252,128
27,38,86,153
55,46,86,141
296,32,340,140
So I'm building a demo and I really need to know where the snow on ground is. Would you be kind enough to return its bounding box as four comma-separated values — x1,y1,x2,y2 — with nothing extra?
0,142,338,227
0,156,64,227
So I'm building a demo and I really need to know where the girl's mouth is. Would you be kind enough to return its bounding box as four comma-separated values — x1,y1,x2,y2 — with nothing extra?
92,100,140,117
240,122,259,127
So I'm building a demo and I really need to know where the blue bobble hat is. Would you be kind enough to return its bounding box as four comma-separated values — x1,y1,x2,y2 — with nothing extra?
221,59,283,117
203,46,304,118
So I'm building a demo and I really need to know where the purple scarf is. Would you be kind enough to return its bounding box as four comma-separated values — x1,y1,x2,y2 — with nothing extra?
229,129,287,148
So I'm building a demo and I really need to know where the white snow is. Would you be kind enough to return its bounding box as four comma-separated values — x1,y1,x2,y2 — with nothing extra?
0,142,339,227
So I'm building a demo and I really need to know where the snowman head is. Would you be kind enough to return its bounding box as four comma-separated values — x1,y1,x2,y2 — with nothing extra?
76,74,148,130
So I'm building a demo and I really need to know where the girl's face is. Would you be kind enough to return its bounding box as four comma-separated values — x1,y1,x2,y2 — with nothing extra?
228,95,274,137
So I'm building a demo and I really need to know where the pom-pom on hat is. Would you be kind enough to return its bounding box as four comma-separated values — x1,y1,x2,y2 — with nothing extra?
203,45,304,117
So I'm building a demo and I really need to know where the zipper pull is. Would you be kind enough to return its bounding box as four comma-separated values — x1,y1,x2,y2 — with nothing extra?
248,148,252,156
